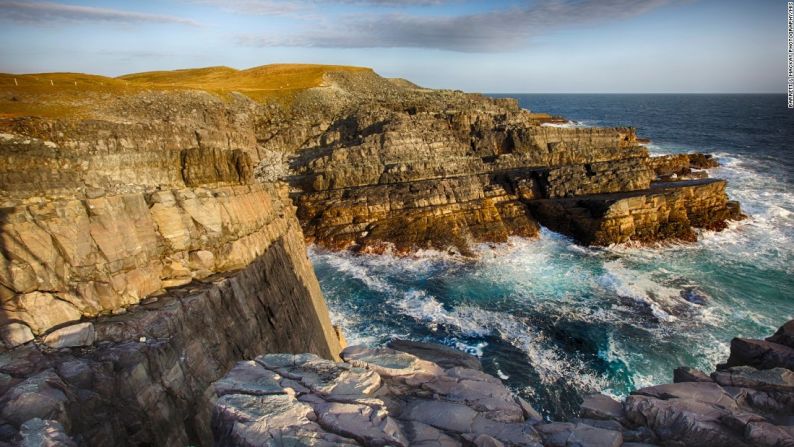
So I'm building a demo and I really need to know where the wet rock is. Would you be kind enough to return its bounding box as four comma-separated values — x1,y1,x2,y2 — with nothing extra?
579,394,624,421
726,338,794,370
680,287,708,305
673,366,713,383
387,339,482,371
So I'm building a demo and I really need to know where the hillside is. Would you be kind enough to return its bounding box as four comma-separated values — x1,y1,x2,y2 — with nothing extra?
0,63,372,118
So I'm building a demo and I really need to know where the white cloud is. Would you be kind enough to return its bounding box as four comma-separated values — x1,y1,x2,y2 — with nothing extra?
0,1,200,26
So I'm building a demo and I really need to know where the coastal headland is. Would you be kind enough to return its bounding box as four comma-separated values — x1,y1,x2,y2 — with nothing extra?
0,65,777,447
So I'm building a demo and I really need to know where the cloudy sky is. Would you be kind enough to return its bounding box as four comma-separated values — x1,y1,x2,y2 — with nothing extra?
0,0,784,92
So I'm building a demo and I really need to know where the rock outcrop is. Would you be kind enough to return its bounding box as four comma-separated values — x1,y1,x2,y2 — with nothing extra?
1,65,743,257
211,341,628,447
269,74,742,252
577,319,794,447
0,72,344,445
212,322,794,447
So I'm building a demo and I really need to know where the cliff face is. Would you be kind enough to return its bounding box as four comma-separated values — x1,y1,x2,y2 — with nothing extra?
254,72,742,253
0,87,342,445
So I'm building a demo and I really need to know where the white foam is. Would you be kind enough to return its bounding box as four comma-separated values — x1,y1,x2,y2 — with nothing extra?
309,142,793,403
598,260,680,322
391,291,609,391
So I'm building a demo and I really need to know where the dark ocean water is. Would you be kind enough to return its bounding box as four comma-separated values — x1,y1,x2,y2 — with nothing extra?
310,94,794,420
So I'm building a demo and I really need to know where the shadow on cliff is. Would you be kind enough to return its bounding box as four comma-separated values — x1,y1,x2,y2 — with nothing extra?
0,206,74,337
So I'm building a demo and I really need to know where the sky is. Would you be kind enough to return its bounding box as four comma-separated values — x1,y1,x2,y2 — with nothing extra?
0,0,786,93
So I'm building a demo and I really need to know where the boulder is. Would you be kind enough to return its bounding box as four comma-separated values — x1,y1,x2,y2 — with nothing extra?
726,338,794,370
673,367,713,383
42,323,95,349
0,323,34,348
767,320,794,349
579,394,624,420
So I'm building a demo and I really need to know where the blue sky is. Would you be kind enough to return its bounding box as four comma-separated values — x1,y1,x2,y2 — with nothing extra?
0,0,785,92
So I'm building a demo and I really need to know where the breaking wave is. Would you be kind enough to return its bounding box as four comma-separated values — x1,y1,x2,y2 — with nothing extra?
311,94,794,419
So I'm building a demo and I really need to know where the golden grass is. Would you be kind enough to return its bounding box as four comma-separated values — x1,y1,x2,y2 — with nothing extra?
0,64,372,118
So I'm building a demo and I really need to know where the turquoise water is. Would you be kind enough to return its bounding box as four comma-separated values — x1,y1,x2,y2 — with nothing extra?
310,94,794,419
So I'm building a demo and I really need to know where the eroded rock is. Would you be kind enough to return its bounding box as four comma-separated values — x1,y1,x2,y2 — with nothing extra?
212,346,544,446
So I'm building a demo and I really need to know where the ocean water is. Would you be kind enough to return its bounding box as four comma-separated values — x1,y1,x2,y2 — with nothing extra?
309,94,794,420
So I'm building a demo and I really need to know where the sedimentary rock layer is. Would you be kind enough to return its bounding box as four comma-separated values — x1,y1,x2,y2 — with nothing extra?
0,84,343,445
275,82,741,252
529,179,742,245
0,232,342,445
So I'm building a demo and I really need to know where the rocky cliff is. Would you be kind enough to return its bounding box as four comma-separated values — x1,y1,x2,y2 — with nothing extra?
259,72,742,254
0,64,747,445
0,71,345,445
1,65,742,257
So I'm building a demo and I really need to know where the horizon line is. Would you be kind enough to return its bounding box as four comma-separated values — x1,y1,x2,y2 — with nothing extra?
485,92,784,95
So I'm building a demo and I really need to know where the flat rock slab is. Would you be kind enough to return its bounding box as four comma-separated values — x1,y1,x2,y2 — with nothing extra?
387,339,483,371
579,394,624,421
212,344,545,446
42,323,95,349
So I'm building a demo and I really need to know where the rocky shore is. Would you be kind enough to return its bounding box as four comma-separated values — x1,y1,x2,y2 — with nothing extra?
210,320,794,447
0,64,758,445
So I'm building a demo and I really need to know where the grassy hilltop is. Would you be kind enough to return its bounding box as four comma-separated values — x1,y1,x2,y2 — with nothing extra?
0,64,372,119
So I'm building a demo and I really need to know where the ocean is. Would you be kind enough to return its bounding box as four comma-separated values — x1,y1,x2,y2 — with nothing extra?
309,94,794,420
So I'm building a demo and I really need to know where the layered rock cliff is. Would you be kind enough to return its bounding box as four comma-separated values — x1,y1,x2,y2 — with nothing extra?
0,64,747,445
1,65,742,257
0,74,344,445
258,72,742,253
